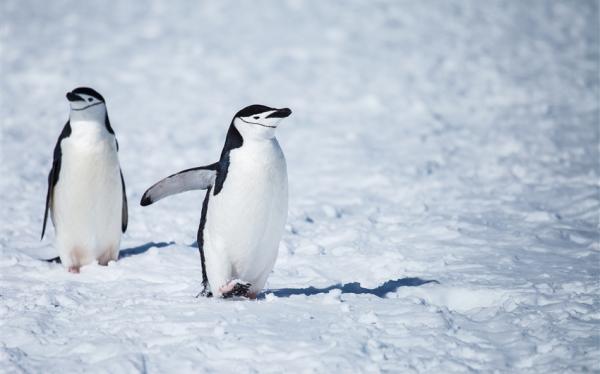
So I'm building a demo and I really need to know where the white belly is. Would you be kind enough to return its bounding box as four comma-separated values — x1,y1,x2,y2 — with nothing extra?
204,139,288,295
52,123,122,268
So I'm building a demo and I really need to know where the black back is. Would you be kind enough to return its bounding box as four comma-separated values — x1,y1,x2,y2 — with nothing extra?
105,115,115,136
213,123,244,195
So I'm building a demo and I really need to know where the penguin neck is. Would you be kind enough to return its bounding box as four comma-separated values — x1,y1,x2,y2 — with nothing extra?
69,105,107,124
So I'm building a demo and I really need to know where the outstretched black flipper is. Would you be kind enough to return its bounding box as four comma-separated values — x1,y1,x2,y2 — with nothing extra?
140,164,218,206
41,122,72,239
142,122,245,298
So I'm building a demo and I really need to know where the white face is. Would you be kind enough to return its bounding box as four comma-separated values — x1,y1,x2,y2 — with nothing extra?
234,107,292,140
67,92,106,121
68,94,103,111
238,110,284,129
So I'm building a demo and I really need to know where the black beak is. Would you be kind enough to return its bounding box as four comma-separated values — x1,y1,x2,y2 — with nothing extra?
266,108,292,119
66,92,85,102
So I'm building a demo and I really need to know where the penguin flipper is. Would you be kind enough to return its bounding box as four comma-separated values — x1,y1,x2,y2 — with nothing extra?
140,163,218,206
41,166,56,239
41,121,71,240
120,169,128,233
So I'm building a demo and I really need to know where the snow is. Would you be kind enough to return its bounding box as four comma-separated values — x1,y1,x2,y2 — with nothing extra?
1,0,599,372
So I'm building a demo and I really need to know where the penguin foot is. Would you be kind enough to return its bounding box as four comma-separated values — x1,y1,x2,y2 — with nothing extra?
220,280,251,299
68,266,80,274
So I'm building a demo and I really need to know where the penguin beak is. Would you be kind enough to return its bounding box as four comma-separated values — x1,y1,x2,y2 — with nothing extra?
66,92,85,102
266,108,292,119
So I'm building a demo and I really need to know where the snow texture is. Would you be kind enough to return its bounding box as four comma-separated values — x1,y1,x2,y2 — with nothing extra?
1,1,599,373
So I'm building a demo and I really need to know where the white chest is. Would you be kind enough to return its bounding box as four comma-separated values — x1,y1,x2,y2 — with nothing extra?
64,121,116,152
52,120,122,258
55,121,121,206
225,139,287,200
206,138,288,263
60,122,117,172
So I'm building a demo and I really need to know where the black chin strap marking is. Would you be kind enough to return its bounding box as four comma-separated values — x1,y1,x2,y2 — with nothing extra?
239,117,277,128
71,102,103,111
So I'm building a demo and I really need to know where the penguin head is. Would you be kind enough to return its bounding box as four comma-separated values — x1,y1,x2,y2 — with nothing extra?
66,87,106,121
233,105,292,139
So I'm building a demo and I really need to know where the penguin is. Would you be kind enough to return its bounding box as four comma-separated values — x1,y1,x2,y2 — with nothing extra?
140,105,292,298
41,87,128,273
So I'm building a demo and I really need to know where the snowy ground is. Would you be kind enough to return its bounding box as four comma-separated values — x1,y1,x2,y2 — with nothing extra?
1,1,599,372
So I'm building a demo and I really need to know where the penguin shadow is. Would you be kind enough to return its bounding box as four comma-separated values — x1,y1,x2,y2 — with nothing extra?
119,241,175,259
261,277,439,299
42,241,176,263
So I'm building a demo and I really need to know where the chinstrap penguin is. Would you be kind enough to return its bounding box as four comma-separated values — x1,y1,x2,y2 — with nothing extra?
41,87,128,273
140,105,292,299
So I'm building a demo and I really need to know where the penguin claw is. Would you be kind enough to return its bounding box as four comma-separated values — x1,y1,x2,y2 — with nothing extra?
220,281,251,299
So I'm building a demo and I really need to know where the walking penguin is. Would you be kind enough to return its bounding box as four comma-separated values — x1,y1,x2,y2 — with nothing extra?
140,105,292,298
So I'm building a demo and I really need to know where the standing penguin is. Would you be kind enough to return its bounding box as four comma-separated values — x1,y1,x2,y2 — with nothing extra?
141,105,292,298
41,87,128,273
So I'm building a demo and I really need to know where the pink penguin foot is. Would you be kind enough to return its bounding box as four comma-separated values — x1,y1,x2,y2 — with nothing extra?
68,266,80,274
219,280,251,299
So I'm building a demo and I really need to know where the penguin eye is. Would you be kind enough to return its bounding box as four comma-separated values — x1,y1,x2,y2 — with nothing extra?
253,116,260,120
88,98,93,102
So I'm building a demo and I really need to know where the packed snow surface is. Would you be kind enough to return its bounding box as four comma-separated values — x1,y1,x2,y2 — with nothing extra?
1,1,599,372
